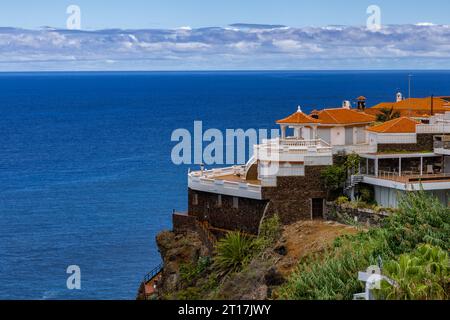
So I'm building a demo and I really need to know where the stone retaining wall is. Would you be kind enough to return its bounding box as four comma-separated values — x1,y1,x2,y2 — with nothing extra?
378,133,434,153
172,213,198,233
325,202,389,227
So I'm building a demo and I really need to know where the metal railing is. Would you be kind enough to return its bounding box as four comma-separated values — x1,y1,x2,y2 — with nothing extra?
143,263,163,284
367,171,450,183
261,138,331,148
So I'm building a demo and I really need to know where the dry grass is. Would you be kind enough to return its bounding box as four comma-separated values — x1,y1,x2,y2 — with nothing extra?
276,220,358,276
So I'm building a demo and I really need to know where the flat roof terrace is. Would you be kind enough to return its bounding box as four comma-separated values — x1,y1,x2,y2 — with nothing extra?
213,174,261,185
188,166,263,200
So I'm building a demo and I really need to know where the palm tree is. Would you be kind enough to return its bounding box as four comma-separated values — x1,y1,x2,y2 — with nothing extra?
376,107,401,122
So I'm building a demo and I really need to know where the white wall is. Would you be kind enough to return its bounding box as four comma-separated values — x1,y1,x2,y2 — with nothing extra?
374,186,404,208
369,132,416,145
356,126,367,144
331,126,345,146
374,186,449,208
317,128,331,143
369,132,378,146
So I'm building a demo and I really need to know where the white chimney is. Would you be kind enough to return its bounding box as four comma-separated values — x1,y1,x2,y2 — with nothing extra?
396,92,403,102
342,100,351,109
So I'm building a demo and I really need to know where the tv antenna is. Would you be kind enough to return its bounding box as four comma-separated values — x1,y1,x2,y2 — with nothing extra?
408,74,413,99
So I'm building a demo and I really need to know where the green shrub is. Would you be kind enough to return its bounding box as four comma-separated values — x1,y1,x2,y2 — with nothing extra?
278,190,450,300
278,229,392,300
336,196,349,206
345,153,361,174
321,165,346,197
349,196,367,209
377,244,449,300
180,256,212,283
359,186,374,204
383,190,450,255
213,232,255,274
258,214,281,245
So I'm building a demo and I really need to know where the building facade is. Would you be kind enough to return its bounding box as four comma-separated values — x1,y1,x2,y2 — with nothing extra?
181,101,450,234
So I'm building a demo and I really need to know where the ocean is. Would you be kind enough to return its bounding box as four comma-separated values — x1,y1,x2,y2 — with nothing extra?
1,71,450,299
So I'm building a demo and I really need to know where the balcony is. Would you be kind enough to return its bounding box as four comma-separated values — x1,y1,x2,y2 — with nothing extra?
332,144,377,155
362,171,450,191
371,171,450,183
254,138,333,164
188,166,262,200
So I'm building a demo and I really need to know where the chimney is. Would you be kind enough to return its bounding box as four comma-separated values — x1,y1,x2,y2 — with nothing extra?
396,91,403,102
342,100,351,109
357,96,366,110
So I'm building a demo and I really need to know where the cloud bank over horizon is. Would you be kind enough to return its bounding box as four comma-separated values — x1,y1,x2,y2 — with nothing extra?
1,24,450,71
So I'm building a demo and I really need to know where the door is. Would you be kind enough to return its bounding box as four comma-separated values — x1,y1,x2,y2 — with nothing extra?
311,198,324,219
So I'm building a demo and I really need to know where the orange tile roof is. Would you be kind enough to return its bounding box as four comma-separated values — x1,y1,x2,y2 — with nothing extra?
367,117,419,134
311,108,375,125
367,97,450,117
277,107,320,124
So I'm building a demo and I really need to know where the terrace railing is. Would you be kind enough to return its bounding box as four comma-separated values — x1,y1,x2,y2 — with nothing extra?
368,171,450,183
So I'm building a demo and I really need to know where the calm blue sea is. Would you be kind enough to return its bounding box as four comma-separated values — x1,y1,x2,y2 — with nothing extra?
1,71,450,300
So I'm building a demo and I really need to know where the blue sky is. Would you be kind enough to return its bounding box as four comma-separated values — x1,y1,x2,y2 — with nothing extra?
1,0,449,29
1,1,450,71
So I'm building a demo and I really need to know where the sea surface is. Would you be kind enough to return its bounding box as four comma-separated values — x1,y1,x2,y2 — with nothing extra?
1,71,450,299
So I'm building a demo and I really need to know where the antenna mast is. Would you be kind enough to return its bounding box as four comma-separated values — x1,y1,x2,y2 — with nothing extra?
408,74,413,99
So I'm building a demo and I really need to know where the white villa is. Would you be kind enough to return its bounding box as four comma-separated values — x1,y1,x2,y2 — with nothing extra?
185,95,450,234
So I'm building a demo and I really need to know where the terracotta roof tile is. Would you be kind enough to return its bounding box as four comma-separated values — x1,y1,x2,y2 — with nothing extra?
367,117,419,133
368,97,450,117
277,108,320,124
311,108,375,125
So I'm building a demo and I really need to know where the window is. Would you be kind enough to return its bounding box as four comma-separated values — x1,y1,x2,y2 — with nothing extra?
217,195,222,208
233,197,239,209
192,193,198,206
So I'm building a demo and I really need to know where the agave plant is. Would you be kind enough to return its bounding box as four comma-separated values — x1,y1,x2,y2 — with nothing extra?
213,232,255,274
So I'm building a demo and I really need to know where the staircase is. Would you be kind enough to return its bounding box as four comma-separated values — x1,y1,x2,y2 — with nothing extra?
344,175,364,198
140,263,163,300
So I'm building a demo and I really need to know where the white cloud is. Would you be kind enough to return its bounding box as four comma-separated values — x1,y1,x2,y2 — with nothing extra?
1,24,450,70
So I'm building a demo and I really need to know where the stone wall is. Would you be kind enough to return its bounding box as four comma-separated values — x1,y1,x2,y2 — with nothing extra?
262,165,328,224
378,133,434,153
172,213,197,233
188,189,268,234
188,166,329,233
325,202,389,227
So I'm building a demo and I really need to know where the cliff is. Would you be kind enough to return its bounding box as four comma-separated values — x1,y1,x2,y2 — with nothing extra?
150,219,358,300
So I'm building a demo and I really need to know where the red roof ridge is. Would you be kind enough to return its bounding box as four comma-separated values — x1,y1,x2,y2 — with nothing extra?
323,109,340,123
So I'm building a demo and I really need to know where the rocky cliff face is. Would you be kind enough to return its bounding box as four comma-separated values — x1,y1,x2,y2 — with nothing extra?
155,230,209,298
